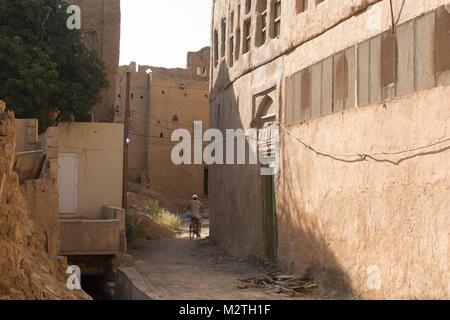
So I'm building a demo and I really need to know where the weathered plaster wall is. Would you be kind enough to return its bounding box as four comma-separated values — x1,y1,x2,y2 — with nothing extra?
58,122,124,219
13,123,61,257
280,86,450,299
21,177,60,257
116,49,211,201
115,63,150,172
0,101,89,300
14,119,39,153
60,219,121,255
210,0,382,94
210,0,450,298
147,68,210,200
21,127,60,257
68,0,121,122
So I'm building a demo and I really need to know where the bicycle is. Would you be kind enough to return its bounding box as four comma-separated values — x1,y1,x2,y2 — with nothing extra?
189,217,201,240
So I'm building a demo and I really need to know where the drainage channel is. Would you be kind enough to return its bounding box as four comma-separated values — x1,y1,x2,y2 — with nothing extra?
67,255,116,300
68,257,151,300
81,276,113,300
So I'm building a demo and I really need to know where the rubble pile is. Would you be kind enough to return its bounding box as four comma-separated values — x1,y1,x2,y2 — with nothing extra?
239,273,318,297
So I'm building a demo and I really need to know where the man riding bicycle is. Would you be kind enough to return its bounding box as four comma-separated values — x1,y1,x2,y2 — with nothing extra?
184,195,204,238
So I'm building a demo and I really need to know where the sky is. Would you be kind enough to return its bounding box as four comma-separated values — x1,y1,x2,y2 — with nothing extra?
120,0,212,68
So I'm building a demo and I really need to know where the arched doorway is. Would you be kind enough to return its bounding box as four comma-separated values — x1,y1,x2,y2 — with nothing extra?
253,95,278,262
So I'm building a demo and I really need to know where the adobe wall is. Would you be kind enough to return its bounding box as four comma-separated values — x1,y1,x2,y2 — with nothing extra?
68,0,121,122
116,48,211,201
115,64,150,172
20,128,60,257
210,0,450,298
58,122,124,219
147,67,210,201
279,86,450,299
0,100,89,300
14,119,39,153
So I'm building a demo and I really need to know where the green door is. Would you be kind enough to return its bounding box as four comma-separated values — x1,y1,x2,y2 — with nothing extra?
262,175,278,262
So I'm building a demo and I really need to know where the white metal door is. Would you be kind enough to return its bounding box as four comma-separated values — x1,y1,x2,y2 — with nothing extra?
58,153,78,214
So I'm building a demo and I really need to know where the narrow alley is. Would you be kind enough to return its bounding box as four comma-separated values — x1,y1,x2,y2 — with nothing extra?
125,220,322,300
0,0,449,307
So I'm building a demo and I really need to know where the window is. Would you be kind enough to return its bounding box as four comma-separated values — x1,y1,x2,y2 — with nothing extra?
415,12,435,91
243,19,252,53
221,19,226,58
245,0,252,14
334,52,349,110
230,11,235,32
214,30,219,67
311,63,322,119
203,168,209,195
172,115,179,122
300,68,311,122
286,6,449,126
271,0,281,38
216,104,221,129
358,36,381,105
256,0,268,47
235,3,242,61
285,48,355,125
229,11,235,66
197,66,206,76
81,31,97,52
396,20,415,96
285,75,294,124
296,0,307,14
229,36,235,67
235,28,241,61
381,30,397,100
436,6,450,75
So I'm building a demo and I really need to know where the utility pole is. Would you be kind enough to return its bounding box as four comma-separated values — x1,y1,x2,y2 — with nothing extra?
122,72,131,210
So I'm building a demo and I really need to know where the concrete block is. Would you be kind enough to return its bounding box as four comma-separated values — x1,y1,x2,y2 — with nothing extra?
115,268,152,300
60,219,121,255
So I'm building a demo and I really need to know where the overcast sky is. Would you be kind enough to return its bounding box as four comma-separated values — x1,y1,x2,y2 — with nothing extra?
120,0,212,68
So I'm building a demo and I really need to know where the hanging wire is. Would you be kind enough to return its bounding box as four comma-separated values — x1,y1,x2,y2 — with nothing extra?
278,122,450,165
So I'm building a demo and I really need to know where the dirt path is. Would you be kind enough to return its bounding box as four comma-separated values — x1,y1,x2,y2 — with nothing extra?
128,220,319,300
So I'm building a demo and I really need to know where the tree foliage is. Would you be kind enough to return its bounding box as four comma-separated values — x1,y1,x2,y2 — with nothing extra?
0,0,108,131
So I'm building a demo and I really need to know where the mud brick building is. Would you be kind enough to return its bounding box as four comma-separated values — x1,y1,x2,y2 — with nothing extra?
209,0,450,299
116,48,211,201
69,0,121,122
